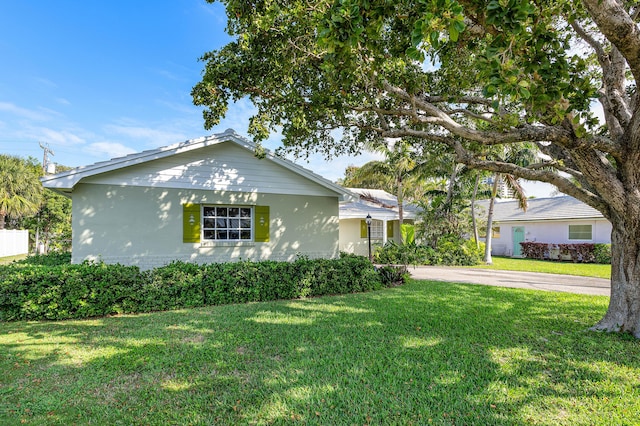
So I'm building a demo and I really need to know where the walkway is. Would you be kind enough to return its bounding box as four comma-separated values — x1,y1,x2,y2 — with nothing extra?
408,266,610,296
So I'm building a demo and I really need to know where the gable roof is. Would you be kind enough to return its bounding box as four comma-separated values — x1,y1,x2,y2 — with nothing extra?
339,188,420,220
476,196,605,222
41,129,355,201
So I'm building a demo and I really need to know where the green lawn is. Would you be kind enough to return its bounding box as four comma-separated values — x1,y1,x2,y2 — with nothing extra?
468,256,612,279
0,254,27,265
2,280,638,425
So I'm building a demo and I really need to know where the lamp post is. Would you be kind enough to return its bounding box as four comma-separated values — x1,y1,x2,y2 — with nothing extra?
366,213,372,261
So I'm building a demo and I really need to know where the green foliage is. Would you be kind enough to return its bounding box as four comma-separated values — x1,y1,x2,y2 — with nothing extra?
15,188,72,252
376,264,409,285
594,244,612,265
400,223,415,245
374,239,484,266
520,242,603,263
13,251,71,267
416,179,478,248
0,155,43,229
0,255,404,321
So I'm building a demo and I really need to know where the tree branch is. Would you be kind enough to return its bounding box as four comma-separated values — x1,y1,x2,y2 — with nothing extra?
582,0,640,82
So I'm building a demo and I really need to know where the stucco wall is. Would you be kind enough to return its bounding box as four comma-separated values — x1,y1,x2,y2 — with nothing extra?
490,218,612,256
339,218,401,256
72,184,339,269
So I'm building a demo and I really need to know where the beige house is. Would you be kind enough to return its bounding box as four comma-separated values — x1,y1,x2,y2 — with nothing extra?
339,188,418,256
41,129,354,269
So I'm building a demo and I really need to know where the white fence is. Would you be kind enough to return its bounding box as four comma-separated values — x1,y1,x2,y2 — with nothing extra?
0,229,29,257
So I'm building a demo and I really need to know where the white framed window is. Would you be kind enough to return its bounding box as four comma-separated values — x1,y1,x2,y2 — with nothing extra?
568,224,592,240
370,219,384,239
202,206,252,241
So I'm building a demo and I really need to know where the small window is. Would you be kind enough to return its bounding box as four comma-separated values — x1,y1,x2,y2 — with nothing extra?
569,224,592,240
202,206,253,241
370,220,384,239
492,226,501,238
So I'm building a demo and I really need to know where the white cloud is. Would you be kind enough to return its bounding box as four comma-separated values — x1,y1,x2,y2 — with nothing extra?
33,77,58,88
0,101,51,121
85,141,137,159
34,127,85,146
105,123,189,147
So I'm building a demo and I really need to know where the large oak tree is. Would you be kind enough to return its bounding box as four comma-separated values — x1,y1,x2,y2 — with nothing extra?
193,0,640,336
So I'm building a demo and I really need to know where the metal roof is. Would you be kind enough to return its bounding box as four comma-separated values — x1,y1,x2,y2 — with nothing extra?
41,129,356,202
340,188,420,220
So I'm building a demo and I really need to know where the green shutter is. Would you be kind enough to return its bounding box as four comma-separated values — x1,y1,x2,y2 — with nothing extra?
255,205,270,242
360,220,368,238
183,203,201,243
387,221,394,238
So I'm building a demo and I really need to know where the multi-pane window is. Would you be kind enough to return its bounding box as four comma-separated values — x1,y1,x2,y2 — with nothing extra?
202,206,252,241
370,219,384,239
568,224,592,240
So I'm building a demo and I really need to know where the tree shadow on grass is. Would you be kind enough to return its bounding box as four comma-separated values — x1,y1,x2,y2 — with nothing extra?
1,280,639,425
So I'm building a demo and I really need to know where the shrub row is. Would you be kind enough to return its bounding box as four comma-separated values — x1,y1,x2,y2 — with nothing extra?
373,239,484,266
520,242,612,264
0,254,405,321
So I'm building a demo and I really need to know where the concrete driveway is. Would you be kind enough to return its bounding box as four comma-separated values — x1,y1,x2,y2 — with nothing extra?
408,266,610,296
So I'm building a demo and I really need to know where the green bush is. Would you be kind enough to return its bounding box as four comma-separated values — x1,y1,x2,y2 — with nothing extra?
13,251,71,266
0,255,402,321
594,244,612,264
373,239,484,266
520,242,606,263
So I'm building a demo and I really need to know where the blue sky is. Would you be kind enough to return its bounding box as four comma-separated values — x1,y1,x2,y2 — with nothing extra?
0,0,378,182
0,1,555,196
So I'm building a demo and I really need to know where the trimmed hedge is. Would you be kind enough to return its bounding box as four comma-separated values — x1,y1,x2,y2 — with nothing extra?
520,242,612,264
0,254,404,321
373,239,484,266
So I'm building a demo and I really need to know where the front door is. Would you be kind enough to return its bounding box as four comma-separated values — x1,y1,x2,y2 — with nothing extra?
512,226,525,257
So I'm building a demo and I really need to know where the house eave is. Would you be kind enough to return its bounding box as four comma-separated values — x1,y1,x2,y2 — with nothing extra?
40,129,355,201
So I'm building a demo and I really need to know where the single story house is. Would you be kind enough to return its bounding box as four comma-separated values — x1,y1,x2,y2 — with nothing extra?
41,129,354,269
477,196,612,257
339,188,418,256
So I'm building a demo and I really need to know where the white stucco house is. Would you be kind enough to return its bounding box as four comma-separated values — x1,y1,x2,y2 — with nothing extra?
41,129,354,269
339,188,419,256
477,196,612,257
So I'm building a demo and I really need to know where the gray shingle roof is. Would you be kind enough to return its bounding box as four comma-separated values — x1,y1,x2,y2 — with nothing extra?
476,196,604,222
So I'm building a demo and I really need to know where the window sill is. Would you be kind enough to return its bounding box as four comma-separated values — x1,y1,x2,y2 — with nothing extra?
199,241,256,248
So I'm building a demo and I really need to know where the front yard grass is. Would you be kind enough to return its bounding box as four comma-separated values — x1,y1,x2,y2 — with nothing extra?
469,256,612,279
1,280,638,425
0,254,27,265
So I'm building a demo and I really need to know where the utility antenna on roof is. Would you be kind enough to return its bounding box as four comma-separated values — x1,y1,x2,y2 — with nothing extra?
39,142,55,174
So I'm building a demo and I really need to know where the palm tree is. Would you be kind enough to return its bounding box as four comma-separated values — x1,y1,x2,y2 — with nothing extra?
0,155,43,230
483,144,537,264
341,139,430,241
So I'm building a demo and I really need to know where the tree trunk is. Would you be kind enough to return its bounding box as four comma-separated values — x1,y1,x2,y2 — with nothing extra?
484,175,500,265
471,174,480,249
592,219,640,337
397,173,404,244
0,213,5,230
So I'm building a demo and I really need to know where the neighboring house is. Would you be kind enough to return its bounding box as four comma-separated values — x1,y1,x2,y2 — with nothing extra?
477,196,612,257
339,188,419,256
41,129,354,269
